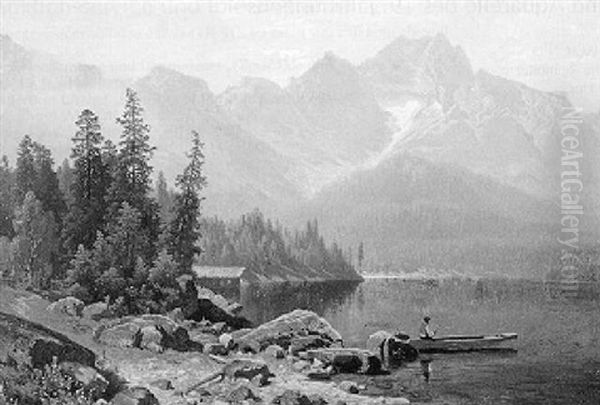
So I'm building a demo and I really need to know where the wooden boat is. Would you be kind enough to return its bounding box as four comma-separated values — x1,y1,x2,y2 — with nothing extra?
409,333,518,353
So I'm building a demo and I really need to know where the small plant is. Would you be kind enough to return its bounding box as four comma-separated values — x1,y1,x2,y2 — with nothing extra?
0,360,97,405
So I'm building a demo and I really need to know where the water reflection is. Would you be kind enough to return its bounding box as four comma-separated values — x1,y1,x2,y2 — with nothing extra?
240,280,361,324
420,359,432,382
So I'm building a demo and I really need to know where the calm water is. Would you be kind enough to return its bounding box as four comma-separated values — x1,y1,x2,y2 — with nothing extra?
241,278,600,405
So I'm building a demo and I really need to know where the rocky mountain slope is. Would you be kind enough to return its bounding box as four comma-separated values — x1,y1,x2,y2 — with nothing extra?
2,33,598,277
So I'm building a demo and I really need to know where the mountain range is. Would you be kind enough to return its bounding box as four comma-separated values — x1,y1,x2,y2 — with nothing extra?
1,33,598,277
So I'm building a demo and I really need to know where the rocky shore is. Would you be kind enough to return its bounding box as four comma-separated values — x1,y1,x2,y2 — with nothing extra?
0,287,415,405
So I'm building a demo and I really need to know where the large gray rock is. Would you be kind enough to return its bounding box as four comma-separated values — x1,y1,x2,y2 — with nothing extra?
110,386,159,405
306,348,384,375
47,296,85,317
96,315,192,351
224,359,272,385
0,311,96,369
191,287,252,329
97,322,142,348
272,390,327,405
82,302,113,320
237,309,342,353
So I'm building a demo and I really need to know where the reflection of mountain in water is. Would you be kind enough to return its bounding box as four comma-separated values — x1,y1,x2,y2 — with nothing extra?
240,280,361,325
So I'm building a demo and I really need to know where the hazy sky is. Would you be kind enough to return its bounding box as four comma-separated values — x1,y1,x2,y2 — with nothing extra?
2,0,599,110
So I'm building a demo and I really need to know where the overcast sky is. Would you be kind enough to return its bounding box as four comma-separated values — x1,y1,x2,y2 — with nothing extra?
2,0,599,110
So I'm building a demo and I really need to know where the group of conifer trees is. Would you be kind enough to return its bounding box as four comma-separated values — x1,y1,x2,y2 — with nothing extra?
198,213,358,279
0,88,359,314
0,89,207,314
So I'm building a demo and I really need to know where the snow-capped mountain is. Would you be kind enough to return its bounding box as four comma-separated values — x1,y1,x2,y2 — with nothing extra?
2,33,598,276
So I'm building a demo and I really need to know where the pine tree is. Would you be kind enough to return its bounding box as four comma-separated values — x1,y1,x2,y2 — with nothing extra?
12,192,58,288
57,158,74,206
63,109,110,252
106,89,159,263
14,135,36,205
14,136,65,223
108,88,156,211
31,142,66,223
106,202,147,280
156,170,175,225
166,131,207,273
0,156,15,238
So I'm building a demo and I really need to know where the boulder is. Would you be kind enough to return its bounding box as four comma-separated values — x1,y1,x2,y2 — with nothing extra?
224,359,272,385
292,360,310,372
82,302,112,320
272,390,327,405
139,325,165,353
338,380,359,394
110,386,159,405
225,384,260,403
150,378,173,390
219,332,235,349
236,310,342,353
367,330,417,364
203,342,228,355
306,348,384,375
366,331,392,360
265,344,285,359
167,307,185,323
97,315,192,352
189,330,218,345
97,322,142,348
289,336,328,355
47,296,84,317
0,312,96,369
192,288,252,329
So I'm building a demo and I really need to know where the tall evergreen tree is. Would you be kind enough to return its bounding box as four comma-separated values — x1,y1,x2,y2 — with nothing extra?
31,142,65,222
166,131,207,273
108,88,156,211
63,109,110,252
156,170,175,225
0,156,15,237
12,191,58,288
57,158,74,206
14,136,65,222
106,89,159,263
14,135,36,205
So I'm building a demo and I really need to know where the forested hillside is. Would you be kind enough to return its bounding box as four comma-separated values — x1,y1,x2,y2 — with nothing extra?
0,89,358,316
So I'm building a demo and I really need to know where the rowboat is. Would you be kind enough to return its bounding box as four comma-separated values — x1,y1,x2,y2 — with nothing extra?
409,333,518,353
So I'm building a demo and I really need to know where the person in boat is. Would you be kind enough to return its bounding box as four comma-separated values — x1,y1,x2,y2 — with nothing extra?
419,316,436,340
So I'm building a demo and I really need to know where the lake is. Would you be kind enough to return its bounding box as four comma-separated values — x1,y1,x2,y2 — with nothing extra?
240,278,600,404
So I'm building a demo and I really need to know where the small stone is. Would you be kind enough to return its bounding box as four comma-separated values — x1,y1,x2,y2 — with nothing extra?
219,332,234,349
168,307,185,323
150,378,173,390
292,359,310,372
203,342,228,355
312,358,324,368
251,373,268,387
339,380,359,394
225,385,259,402
212,322,227,334
265,344,285,359
110,386,159,405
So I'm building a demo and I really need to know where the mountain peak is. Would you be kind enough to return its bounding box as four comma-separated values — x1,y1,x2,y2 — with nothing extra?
136,65,216,112
288,52,362,98
138,65,212,95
